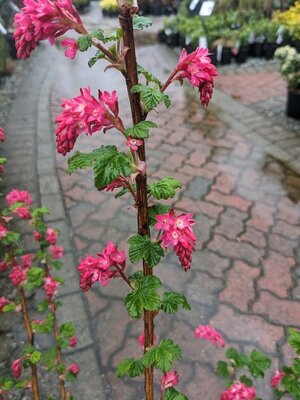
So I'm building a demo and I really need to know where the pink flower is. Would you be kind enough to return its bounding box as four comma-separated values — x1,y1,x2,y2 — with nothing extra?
220,382,256,400
174,48,217,106
33,230,43,241
155,209,196,271
61,38,78,59
49,245,64,259
138,333,156,350
12,206,32,219
126,136,143,151
43,275,60,298
271,369,284,388
9,266,27,286
14,0,85,59
161,371,179,392
0,225,8,239
77,242,126,291
105,176,129,192
0,261,8,272
55,87,122,155
69,336,77,347
21,254,34,268
46,228,58,245
0,297,10,312
11,358,22,379
0,127,5,142
194,325,225,347
0,165,5,174
67,363,80,375
6,189,32,206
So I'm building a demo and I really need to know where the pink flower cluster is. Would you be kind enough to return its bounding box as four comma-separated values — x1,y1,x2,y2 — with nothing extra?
14,0,85,59
77,242,126,291
61,38,78,59
271,369,284,387
46,227,58,245
6,189,32,219
11,358,23,379
175,48,217,106
155,209,196,270
161,371,179,392
0,297,10,312
9,266,27,286
69,336,77,347
194,325,225,347
55,88,121,155
0,225,8,239
43,275,60,298
220,382,256,400
0,127,5,142
67,363,80,375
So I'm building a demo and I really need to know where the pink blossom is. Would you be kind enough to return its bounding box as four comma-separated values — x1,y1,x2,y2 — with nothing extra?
0,225,8,239
194,325,225,347
155,209,196,270
0,261,8,272
138,333,156,350
0,165,5,173
12,206,32,219
43,275,60,298
21,254,34,268
220,382,256,400
49,245,64,259
69,336,77,347
67,363,80,375
6,189,32,206
271,369,284,388
126,136,143,151
99,90,119,116
61,38,78,59
33,230,43,241
0,297,10,312
11,358,22,379
9,266,27,286
174,48,217,106
77,242,126,291
46,227,58,245
14,0,85,60
0,127,5,142
105,176,129,192
55,87,122,155
161,371,179,392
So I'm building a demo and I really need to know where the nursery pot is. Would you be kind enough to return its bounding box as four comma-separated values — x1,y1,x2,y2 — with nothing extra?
286,89,300,120
166,32,180,47
158,29,167,43
236,46,248,64
221,47,232,65
253,42,264,58
264,42,278,60
209,50,217,66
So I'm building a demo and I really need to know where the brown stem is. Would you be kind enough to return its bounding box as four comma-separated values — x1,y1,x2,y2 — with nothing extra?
7,246,40,400
91,38,118,63
160,69,178,93
119,7,154,400
114,265,134,288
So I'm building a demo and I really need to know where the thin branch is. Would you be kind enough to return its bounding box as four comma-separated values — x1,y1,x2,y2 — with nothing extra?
114,265,134,289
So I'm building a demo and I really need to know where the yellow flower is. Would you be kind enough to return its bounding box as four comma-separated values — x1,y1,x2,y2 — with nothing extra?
275,1,300,40
99,0,118,11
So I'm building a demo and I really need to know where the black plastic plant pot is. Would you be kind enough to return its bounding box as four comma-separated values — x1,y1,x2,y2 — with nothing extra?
286,89,300,120
221,47,232,65
186,43,197,54
264,42,278,60
149,5,162,15
292,41,300,53
158,29,167,44
236,46,248,64
209,51,218,66
166,33,180,47
179,35,186,48
6,33,17,59
253,42,264,58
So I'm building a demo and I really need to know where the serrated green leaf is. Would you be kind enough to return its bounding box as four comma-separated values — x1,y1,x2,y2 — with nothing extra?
15,380,28,389
31,207,49,218
77,35,92,51
148,177,182,200
116,358,144,378
131,84,171,112
226,347,249,368
137,64,162,87
1,231,21,245
164,387,189,400
43,348,57,371
23,345,35,355
240,375,253,387
160,292,191,314
281,374,300,394
67,149,102,174
288,328,300,355
26,267,45,288
88,50,106,68
60,322,75,338
0,377,14,390
127,234,164,267
0,157,7,164
248,349,271,378
37,299,49,312
30,351,41,364
132,15,152,30
125,120,157,139
148,204,171,226
142,338,182,373
125,287,160,319
216,360,230,377
2,303,16,313
56,364,65,374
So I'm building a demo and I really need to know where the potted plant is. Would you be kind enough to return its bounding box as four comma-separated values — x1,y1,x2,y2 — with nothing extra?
275,1,300,52
99,0,118,17
264,19,280,60
251,18,268,57
234,27,250,64
219,28,235,64
275,46,300,119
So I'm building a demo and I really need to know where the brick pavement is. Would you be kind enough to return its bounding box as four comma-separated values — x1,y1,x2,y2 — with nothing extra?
0,6,300,399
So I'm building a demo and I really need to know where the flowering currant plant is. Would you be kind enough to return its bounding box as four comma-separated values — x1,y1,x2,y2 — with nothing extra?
0,130,79,400
10,0,296,398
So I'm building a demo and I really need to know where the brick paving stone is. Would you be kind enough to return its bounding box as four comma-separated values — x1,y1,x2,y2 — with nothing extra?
239,227,267,248
205,190,252,212
247,203,275,232
185,176,212,200
214,208,247,240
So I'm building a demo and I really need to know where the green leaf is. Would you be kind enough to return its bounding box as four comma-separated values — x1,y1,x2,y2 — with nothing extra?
37,299,49,312
164,387,189,400
2,303,16,313
88,50,106,68
292,358,300,375
43,348,57,371
132,15,152,30
49,260,63,270
127,234,164,267
131,84,171,112
281,374,300,394
26,267,45,288
148,177,182,200
240,375,253,387
1,231,20,245
56,364,65,374
77,35,92,51
67,149,102,174
29,351,42,364
148,204,171,226
23,345,35,355
248,349,271,378
137,65,162,87
32,313,54,334
15,380,28,389
216,361,230,377
0,377,14,390
160,292,191,314
31,207,49,218
0,157,7,165
288,328,300,355
125,120,157,139
116,358,144,378
142,338,182,373
60,322,75,338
